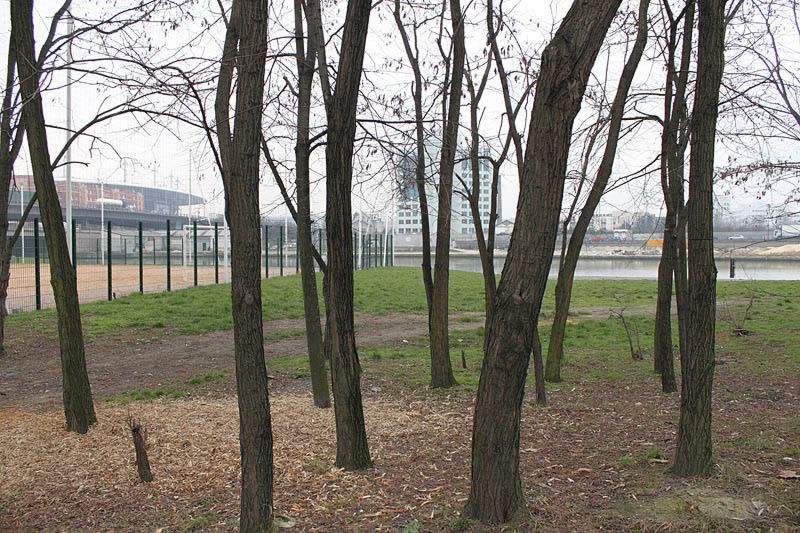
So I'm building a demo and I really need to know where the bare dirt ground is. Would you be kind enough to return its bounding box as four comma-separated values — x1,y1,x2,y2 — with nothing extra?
0,310,798,531
6,263,290,313
0,311,482,411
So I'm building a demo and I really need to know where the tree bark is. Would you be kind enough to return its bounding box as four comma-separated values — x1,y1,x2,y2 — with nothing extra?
465,0,621,523
545,0,650,384
214,1,273,529
653,0,694,392
12,0,97,434
429,0,464,389
319,0,373,470
294,0,330,409
672,0,725,477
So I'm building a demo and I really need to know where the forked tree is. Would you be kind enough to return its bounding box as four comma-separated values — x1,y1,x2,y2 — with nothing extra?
309,0,374,469
465,0,622,523
214,0,274,529
672,0,730,477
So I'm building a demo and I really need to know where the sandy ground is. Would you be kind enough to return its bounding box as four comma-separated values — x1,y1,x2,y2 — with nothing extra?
6,263,292,313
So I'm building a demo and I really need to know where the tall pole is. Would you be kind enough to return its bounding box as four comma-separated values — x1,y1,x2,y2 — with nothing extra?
65,15,74,260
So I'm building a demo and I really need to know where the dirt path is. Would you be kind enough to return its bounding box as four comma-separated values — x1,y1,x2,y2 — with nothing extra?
0,311,483,411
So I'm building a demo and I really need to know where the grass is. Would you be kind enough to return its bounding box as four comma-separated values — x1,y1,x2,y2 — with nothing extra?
187,370,228,385
9,267,800,338
106,387,186,404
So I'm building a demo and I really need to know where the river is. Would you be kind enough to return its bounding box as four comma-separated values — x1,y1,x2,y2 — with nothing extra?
393,254,800,280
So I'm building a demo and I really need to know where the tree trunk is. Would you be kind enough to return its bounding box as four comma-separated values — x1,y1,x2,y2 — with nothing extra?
322,0,373,470
532,327,546,406
672,0,725,478
654,216,678,392
654,0,694,390
429,0,465,389
465,0,621,523
12,0,97,434
294,0,330,408
545,0,650,384
214,1,273,529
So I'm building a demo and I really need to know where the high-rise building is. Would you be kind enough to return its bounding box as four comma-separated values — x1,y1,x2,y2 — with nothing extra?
394,143,499,239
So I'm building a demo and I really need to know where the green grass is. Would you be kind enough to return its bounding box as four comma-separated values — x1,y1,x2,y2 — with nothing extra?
106,387,186,404
187,370,228,385
8,267,800,342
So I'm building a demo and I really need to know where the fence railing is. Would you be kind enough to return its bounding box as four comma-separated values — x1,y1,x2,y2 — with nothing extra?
6,217,394,314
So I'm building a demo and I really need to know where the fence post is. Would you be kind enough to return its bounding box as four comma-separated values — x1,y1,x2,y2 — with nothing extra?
193,220,198,286
317,228,323,265
166,219,171,291
353,232,357,270
71,219,77,269
368,234,372,268
214,222,219,284
264,224,269,279
295,237,299,274
279,226,284,276
107,220,112,301
34,219,41,310
138,222,143,293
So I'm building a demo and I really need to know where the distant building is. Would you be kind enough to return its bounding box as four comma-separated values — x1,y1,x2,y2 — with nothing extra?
394,143,500,240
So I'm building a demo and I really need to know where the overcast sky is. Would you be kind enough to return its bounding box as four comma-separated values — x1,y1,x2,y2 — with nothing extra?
1,0,797,224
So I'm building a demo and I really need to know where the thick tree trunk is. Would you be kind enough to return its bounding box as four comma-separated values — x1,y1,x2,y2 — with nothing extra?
322,0,373,470
545,0,650,384
12,0,96,433
214,1,274,530
294,0,330,408
429,0,465,389
672,0,725,478
465,0,621,523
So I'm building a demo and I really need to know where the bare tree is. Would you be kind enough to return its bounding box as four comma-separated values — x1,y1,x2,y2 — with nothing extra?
465,0,622,523
289,0,330,408
653,0,695,394
309,0,374,469
672,0,733,477
214,0,273,528
392,0,436,318
11,0,96,433
546,0,651,383
428,0,465,389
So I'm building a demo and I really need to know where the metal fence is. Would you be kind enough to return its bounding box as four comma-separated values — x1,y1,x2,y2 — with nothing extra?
6,217,394,314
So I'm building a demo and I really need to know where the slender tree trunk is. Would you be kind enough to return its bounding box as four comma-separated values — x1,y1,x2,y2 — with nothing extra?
545,0,650,384
12,0,96,433
294,0,330,408
654,0,693,389
532,327,546,405
672,0,725,477
214,1,273,529
429,0,464,389
0,162,11,357
465,0,621,523
391,0,433,315
321,0,373,470
654,212,678,392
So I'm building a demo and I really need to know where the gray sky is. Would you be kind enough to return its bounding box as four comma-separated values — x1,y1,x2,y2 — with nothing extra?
2,0,798,224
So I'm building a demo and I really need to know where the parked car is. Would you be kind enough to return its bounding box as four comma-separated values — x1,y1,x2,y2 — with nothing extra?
728,234,745,240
